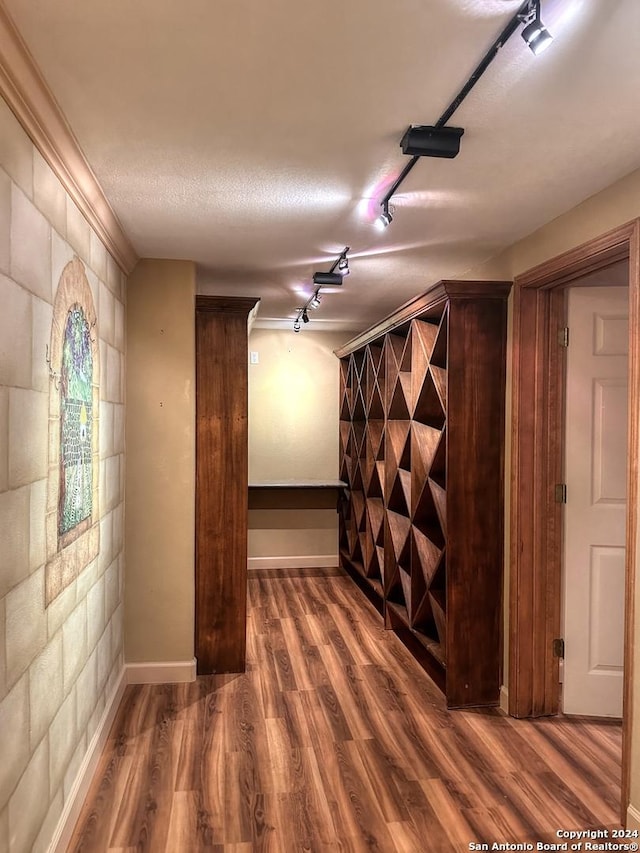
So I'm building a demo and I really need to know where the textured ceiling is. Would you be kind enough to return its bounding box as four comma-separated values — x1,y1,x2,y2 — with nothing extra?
5,0,640,331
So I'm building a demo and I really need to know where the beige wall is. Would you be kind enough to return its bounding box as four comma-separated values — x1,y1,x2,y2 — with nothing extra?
248,328,354,563
125,259,195,662
0,96,126,852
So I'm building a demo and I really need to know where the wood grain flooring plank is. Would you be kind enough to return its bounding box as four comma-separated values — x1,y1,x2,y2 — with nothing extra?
305,611,332,647
264,716,305,794
266,619,299,692
315,647,374,741
330,739,398,851
359,663,407,714
274,577,307,620
394,778,458,851
165,790,224,852
504,716,620,821
353,738,411,823
69,567,622,852
70,758,134,851
418,778,477,850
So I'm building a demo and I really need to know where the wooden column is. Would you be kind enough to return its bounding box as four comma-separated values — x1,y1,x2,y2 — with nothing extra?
195,295,259,674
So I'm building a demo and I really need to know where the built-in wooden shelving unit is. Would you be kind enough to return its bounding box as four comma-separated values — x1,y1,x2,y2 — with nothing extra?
335,280,511,708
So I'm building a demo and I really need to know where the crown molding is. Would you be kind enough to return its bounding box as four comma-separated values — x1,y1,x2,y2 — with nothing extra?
0,3,138,273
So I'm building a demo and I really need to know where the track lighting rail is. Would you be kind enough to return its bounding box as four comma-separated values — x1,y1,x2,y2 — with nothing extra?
380,0,533,210
292,0,552,329
294,247,349,332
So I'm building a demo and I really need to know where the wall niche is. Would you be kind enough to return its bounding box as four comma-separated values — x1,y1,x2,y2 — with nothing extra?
45,258,100,605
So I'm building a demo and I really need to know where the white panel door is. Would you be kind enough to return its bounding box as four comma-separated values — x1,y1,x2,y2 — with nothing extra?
562,286,628,717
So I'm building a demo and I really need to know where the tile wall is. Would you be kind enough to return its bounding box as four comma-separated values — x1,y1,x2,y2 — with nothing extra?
0,96,126,853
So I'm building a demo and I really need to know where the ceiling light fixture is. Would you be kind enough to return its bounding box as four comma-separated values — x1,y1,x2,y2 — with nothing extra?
338,256,350,276
293,320,301,333
302,309,310,324
310,291,322,309
521,0,553,54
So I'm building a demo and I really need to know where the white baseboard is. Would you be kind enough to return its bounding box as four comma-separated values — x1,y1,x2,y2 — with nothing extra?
49,667,127,853
626,803,640,830
499,685,509,714
248,555,338,571
125,658,197,684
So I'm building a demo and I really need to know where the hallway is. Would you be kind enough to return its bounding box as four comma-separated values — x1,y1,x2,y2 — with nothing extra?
70,568,622,851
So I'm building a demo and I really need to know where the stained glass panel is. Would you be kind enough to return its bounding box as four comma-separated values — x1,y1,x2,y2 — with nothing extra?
59,305,93,537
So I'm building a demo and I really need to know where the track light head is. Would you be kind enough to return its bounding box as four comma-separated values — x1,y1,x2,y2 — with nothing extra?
376,203,393,231
313,271,343,286
310,292,321,309
293,320,301,333
400,125,464,158
521,1,553,54
338,256,350,276
302,310,310,324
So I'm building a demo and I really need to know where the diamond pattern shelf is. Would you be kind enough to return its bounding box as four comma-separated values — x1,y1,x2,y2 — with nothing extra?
336,280,511,708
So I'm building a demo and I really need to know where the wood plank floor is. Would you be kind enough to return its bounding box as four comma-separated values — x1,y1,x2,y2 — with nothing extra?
70,567,622,852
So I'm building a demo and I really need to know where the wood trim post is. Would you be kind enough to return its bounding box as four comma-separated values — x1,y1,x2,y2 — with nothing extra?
195,295,259,674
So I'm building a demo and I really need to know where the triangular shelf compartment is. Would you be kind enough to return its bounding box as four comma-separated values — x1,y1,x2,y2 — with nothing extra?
430,365,447,411
429,552,446,599
411,589,438,638
351,421,366,459
411,320,436,412
369,343,384,376
351,387,366,423
366,463,384,500
398,469,412,510
340,394,351,422
352,490,366,530
366,420,385,463
429,305,448,369
386,510,411,562
352,349,366,383
413,371,445,430
387,376,411,421
364,348,376,407
429,428,447,490
383,556,402,601
365,543,382,581
385,333,405,387
412,525,442,587
428,477,447,536
411,422,441,503
429,591,447,650
386,420,411,470
350,462,363,492
368,382,385,420
399,567,412,614
339,420,351,455
359,530,372,565
367,498,385,541
399,373,413,414
412,482,445,550
387,473,410,517
412,318,439,361
376,460,386,502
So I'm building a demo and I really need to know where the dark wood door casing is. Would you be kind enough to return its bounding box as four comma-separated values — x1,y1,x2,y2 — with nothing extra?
509,219,640,824
195,295,259,674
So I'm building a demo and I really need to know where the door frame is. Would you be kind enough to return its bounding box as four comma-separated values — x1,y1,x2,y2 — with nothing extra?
509,219,640,821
